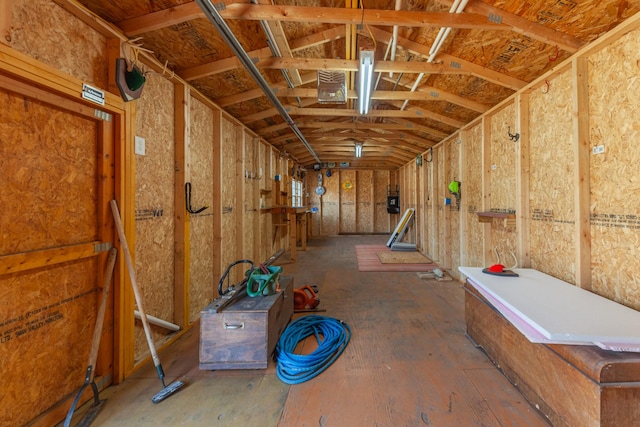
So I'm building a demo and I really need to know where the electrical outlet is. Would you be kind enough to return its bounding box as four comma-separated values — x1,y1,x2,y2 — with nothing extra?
135,136,146,156
592,145,605,155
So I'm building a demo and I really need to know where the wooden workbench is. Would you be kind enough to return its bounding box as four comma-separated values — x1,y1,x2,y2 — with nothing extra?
264,206,309,261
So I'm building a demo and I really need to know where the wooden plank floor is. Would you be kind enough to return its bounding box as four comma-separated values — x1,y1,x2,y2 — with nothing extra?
72,235,551,426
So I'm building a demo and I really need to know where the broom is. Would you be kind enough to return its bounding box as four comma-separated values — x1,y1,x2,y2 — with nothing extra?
110,200,185,403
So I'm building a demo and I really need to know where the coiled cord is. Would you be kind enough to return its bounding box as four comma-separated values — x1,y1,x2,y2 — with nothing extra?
275,315,351,384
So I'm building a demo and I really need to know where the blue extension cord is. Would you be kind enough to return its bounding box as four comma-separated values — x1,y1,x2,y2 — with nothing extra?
275,315,352,384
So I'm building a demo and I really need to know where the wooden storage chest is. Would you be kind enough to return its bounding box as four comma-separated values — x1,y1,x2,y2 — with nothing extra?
465,282,640,426
199,276,293,370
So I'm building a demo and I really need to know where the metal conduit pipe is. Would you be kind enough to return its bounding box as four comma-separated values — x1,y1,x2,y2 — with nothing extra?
389,0,402,77
251,0,302,108
400,0,468,110
195,0,321,164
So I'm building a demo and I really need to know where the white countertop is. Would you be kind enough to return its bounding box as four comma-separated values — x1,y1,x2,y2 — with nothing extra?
459,267,640,346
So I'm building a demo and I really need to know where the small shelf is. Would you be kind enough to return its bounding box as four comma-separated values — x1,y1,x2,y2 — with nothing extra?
477,211,516,227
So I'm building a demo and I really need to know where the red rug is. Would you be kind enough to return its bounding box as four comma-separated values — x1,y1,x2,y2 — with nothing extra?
355,244,439,272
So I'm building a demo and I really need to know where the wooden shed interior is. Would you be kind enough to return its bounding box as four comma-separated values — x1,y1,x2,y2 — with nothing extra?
3,0,640,425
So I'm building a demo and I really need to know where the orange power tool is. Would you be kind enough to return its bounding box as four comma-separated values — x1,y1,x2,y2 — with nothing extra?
293,285,320,310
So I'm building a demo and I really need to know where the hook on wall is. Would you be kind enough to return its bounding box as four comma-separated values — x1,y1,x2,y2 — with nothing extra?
507,127,520,142
185,182,209,214
426,147,433,163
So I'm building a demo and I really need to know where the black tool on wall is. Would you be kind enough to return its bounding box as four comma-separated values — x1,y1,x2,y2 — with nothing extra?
387,185,400,214
185,182,209,214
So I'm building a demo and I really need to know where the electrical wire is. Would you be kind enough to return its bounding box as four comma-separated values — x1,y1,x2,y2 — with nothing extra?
275,315,351,384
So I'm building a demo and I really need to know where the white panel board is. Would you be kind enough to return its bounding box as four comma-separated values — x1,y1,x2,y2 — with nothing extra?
459,267,640,346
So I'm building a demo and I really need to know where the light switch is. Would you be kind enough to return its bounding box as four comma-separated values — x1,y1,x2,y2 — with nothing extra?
135,136,146,156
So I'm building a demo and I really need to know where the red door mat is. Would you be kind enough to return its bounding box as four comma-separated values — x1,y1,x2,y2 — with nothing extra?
355,245,439,272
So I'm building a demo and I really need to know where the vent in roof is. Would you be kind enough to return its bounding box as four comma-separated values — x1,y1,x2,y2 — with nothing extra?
317,70,346,104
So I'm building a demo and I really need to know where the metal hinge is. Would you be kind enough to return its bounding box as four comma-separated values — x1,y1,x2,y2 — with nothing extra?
94,242,113,253
94,109,112,122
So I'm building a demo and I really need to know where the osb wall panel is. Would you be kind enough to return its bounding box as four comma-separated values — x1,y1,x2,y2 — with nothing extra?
11,0,107,88
0,85,101,425
243,133,258,262
340,170,356,233
356,170,374,233
418,157,429,253
134,73,175,361
589,28,640,309
463,124,485,267
306,171,322,237
221,117,239,283
321,169,340,236
0,259,97,427
447,140,461,271
528,70,576,283
490,104,518,213
1,90,98,254
188,96,214,322
488,104,518,268
258,142,272,260
402,162,418,243
424,154,436,258
373,170,392,233
437,147,446,264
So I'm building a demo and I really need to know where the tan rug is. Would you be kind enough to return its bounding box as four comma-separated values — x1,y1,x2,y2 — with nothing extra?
355,245,438,272
377,251,431,264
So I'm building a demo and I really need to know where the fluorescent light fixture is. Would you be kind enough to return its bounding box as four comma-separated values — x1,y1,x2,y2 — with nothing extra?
358,50,375,115
355,142,363,158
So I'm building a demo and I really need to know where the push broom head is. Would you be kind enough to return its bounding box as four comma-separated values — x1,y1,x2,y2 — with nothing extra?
151,380,185,404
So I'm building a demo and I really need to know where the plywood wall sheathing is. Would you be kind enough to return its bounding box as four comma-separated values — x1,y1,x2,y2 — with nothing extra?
437,147,447,265
242,132,259,263
448,139,462,271
133,73,176,361
589,29,640,309
221,117,240,284
486,104,518,267
373,170,392,234
0,66,117,423
11,0,108,88
356,170,374,233
463,124,485,267
1,260,99,426
321,169,340,236
188,96,215,322
528,70,576,283
515,92,532,269
173,83,188,328
339,170,357,233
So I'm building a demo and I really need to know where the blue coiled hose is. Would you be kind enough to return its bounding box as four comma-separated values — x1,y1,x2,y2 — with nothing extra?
275,315,352,384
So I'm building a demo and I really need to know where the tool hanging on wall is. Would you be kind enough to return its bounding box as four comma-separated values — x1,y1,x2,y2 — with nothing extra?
110,200,186,404
315,173,326,196
185,182,209,214
63,247,117,427
386,185,400,214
